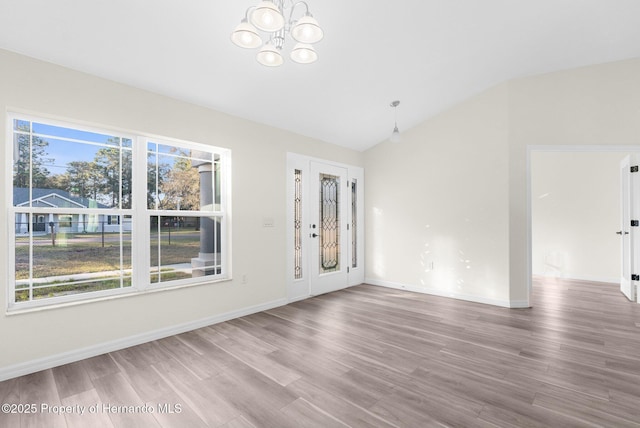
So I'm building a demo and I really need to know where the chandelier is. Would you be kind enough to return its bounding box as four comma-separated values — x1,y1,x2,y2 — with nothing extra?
231,1,324,67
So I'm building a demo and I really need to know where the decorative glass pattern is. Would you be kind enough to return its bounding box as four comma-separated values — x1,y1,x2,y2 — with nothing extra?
294,169,303,279
351,179,357,268
319,173,340,273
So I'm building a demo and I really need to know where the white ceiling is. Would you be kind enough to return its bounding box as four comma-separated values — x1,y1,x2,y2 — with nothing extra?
1,1,640,151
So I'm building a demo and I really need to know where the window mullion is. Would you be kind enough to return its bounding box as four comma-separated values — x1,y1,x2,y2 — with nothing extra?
221,151,229,278
133,136,150,291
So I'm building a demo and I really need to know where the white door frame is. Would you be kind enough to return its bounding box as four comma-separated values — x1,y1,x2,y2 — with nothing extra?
286,153,364,302
526,145,640,305
620,155,638,302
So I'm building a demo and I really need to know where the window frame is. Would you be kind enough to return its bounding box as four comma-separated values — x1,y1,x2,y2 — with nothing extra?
6,113,231,311
143,137,230,288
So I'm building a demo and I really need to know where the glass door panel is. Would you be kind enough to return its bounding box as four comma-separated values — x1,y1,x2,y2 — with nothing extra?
310,162,348,295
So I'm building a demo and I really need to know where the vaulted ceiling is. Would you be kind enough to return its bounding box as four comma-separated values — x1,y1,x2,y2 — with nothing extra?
1,1,639,151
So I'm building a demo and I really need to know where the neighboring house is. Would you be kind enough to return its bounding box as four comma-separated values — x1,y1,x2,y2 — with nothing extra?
13,188,131,234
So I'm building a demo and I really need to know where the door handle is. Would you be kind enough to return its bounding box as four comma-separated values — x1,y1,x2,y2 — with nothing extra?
310,233,318,238
616,231,630,235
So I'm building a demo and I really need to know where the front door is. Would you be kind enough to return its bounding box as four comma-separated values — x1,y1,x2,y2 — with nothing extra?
619,155,636,302
309,161,349,295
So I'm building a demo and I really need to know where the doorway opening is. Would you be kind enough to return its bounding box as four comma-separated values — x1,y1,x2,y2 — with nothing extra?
527,145,640,304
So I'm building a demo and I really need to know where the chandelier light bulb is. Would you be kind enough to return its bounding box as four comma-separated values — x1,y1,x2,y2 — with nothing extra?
231,19,262,49
257,42,284,67
290,43,318,64
291,14,324,44
251,1,285,32
390,125,401,143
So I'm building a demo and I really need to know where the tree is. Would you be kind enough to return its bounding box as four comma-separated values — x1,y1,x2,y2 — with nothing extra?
147,152,171,209
159,150,200,210
66,161,102,200
13,134,53,189
44,172,70,192
94,145,132,208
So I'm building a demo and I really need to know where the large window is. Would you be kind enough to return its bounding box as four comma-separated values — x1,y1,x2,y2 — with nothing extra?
8,114,230,309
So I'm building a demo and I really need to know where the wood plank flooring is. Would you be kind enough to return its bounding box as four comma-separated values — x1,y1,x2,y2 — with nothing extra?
1,277,640,427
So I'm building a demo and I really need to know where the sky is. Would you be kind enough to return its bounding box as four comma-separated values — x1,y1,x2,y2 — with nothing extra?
16,119,207,193
25,120,131,176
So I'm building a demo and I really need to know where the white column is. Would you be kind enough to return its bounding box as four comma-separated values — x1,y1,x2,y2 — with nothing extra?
191,157,217,277
19,213,28,233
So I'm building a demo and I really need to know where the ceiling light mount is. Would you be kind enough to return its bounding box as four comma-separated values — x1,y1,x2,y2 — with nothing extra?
390,100,401,143
231,0,324,67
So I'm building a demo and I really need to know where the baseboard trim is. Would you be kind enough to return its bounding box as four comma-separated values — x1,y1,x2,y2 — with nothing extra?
509,299,531,309
532,272,618,284
288,294,309,304
365,278,529,309
0,298,288,382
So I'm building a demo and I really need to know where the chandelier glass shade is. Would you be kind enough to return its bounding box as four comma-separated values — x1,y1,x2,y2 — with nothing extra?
231,0,323,66
291,15,323,44
230,19,262,49
257,42,284,67
251,1,285,32
290,43,317,64
390,124,401,143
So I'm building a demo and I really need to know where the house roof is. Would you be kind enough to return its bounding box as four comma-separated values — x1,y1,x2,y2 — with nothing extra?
13,188,109,209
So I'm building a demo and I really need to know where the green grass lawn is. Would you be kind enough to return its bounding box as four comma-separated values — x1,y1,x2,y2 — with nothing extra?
15,230,210,301
15,230,201,279
15,276,132,302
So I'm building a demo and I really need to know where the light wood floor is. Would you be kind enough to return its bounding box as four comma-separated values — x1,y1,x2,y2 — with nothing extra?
1,278,640,427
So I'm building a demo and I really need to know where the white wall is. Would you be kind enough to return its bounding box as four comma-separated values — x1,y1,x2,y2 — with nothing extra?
364,84,512,307
509,58,640,302
531,151,622,283
0,49,363,376
365,57,640,307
